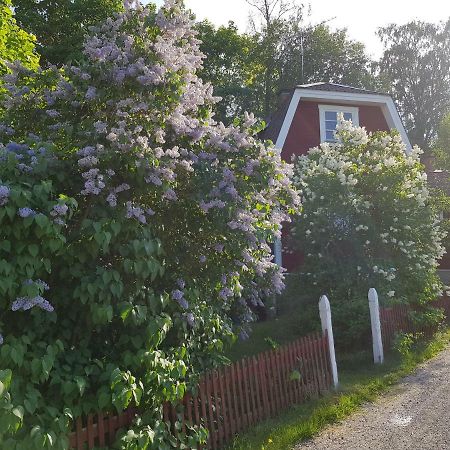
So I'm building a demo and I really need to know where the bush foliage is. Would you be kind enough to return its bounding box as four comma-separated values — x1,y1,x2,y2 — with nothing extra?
291,119,446,348
0,1,299,448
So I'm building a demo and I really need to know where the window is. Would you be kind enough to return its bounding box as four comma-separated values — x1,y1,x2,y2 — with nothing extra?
319,105,359,143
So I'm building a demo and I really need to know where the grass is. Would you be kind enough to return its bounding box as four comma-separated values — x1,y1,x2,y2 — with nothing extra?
226,328,450,450
226,281,320,362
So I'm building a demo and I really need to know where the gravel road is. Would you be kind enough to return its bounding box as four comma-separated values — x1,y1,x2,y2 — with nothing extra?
294,346,450,450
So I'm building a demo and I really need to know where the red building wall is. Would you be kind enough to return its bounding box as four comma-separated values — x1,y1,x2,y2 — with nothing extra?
281,100,390,161
281,100,390,271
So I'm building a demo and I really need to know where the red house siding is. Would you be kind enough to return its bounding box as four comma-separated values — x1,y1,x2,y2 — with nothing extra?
439,253,450,270
281,100,390,162
281,100,390,272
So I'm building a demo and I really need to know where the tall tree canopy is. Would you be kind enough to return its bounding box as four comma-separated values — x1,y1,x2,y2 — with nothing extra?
0,0,39,76
12,0,124,65
378,20,450,150
199,1,377,123
278,24,377,92
196,21,261,124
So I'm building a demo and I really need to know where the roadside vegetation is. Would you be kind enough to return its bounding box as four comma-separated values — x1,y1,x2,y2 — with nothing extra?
227,328,450,450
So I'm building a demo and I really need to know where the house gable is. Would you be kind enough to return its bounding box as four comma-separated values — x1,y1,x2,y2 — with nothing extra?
262,83,412,159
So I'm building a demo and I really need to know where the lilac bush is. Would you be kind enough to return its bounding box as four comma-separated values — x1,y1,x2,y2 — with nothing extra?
291,118,446,348
0,1,299,448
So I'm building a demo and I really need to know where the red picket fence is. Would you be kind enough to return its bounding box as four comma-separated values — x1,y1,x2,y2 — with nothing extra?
380,297,450,349
379,304,413,349
69,409,137,449
69,331,332,449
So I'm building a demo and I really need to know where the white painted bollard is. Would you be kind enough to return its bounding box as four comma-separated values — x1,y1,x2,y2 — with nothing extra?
368,288,384,364
319,295,339,388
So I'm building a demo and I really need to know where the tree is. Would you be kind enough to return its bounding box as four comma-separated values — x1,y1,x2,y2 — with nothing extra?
196,21,261,124
236,1,378,118
378,20,450,150
0,1,299,447
12,0,123,66
278,24,378,92
0,0,39,76
291,119,445,348
434,113,450,165
246,0,303,117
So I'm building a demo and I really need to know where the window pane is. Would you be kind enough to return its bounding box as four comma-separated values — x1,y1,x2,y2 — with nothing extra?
326,130,335,141
325,120,337,130
325,111,337,120
343,112,353,121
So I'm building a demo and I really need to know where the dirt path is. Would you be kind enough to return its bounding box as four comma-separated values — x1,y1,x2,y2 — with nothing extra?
294,346,450,450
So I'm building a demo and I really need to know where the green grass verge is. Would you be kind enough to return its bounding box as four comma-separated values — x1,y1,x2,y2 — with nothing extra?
226,329,450,450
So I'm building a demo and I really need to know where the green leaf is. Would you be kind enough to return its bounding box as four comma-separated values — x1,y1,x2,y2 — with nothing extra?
98,391,110,410
28,244,39,257
35,214,48,229
12,406,24,421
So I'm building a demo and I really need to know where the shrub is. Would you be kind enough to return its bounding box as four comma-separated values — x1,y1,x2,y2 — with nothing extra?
0,1,299,448
291,118,446,349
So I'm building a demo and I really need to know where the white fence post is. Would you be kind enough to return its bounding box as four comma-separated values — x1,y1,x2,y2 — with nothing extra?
368,288,384,364
319,295,339,388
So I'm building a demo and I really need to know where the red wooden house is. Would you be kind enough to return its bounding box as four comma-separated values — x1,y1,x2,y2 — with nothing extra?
260,82,412,271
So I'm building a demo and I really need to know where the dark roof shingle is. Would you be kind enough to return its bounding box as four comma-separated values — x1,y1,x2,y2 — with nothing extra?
295,82,390,96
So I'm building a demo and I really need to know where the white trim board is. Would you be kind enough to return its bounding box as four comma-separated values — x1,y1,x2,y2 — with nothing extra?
274,89,412,154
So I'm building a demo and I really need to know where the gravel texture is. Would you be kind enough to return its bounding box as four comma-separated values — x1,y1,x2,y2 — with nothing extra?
294,346,450,450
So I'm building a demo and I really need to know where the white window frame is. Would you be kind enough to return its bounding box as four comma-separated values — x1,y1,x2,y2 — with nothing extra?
318,105,360,143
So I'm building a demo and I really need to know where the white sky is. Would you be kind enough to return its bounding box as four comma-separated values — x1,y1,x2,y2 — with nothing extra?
152,0,450,58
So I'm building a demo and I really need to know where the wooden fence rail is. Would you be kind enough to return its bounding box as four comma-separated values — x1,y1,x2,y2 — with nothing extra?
380,297,450,349
69,331,332,449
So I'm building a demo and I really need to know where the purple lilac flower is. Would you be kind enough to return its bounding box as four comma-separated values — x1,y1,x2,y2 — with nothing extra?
125,201,147,224
35,279,50,290
51,204,68,216
12,296,54,312
18,207,36,218
85,86,97,100
214,243,224,253
162,189,177,201
17,163,32,172
184,313,195,327
239,329,249,341
177,297,189,310
176,279,185,289
6,142,27,152
171,289,184,301
219,287,233,300
0,334,3,345
0,185,10,206
199,255,206,264
94,121,107,134
46,109,60,118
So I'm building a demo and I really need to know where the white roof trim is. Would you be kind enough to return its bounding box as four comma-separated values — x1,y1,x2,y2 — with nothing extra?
274,88,412,154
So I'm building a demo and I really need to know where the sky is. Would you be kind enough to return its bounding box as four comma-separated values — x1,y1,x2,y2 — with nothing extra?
152,0,450,58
